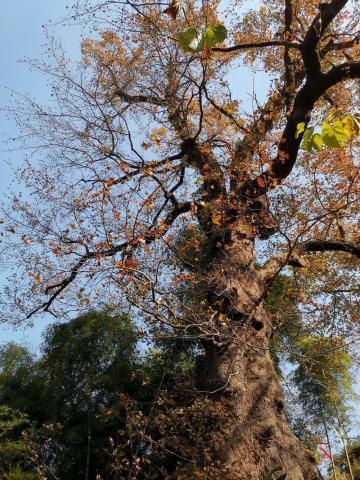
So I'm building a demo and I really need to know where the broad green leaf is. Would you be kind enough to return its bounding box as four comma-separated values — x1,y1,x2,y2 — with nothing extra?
333,120,351,142
204,24,227,48
300,126,314,151
179,28,205,52
311,133,323,151
321,122,342,148
295,122,305,139
179,23,227,52
300,114,359,153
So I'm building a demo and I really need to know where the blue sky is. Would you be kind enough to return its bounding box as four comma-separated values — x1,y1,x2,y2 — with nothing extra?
0,1,81,347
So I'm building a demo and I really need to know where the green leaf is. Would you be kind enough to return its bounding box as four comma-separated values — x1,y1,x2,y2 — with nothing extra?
321,121,348,148
295,122,305,139
300,126,314,151
179,24,227,52
341,114,359,138
311,133,323,151
321,122,340,147
178,28,205,52
333,120,351,141
204,23,227,48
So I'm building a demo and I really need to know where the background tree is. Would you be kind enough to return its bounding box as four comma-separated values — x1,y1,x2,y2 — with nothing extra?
1,0,359,478
324,438,360,479
0,310,200,479
0,405,36,480
34,310,154,479
0,308,356,478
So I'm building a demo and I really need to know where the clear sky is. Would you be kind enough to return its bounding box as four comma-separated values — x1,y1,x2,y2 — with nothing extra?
0,1,82,347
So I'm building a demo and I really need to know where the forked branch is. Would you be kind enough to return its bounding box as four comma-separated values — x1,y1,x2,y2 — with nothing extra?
259,239,360,284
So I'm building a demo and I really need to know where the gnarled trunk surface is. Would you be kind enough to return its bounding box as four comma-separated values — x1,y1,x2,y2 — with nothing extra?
201,326,321,479
197,233,322,480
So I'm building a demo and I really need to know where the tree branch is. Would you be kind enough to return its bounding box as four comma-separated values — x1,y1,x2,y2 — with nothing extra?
212,40,300,53
301,0,349,76
301,239,360,258
284,0,296,112
27,200,192,319
113,88,166,106
259,239,359,284
320,34,360,57
239,60,360,198
234,0,357,200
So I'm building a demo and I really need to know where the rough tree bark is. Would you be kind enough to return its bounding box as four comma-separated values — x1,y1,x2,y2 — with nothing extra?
195,231,323,480
202,333,322,479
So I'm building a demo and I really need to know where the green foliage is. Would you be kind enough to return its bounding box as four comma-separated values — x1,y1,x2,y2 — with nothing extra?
265,274,354,452
265,274,302,371
327,439,360,480
0,343,48,422
0,405,35,479
297,113,359,152
0,310,201,478
204,24,227,48
179,27,205,52
179,23,227,52
38,310,142,478
0,465,37,480
0,306,355,478
265,274,353,414
42,309,139,398
291,336,352,416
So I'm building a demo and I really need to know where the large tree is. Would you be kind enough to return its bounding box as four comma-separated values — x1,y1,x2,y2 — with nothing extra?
1,0,359,478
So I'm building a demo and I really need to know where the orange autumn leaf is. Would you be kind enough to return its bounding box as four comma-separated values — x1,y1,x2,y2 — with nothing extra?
212,213,223,225
114,259,139,269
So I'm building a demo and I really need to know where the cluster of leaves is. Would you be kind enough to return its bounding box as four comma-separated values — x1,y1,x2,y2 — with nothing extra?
179,24,227,53
0,405,36,480
297,113,360,152
164,0,227,52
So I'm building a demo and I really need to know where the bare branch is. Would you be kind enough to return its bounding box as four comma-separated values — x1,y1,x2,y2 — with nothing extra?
259,239,359,284
301,239,360,258
27,200,192,319
301,0,349,76
212,40,300,53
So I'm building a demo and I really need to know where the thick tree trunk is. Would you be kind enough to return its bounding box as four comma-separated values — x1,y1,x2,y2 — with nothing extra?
201,320,322,479
197,234,323,479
